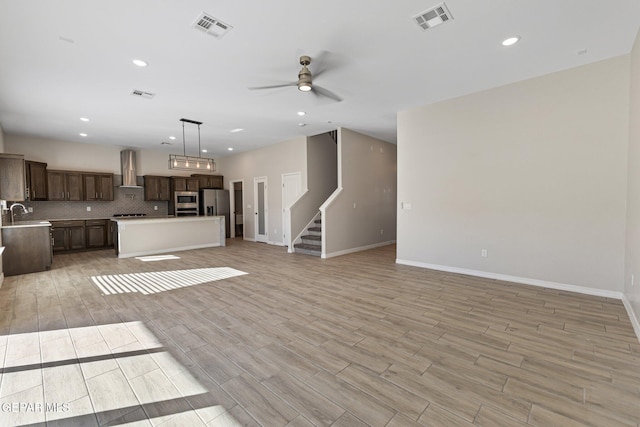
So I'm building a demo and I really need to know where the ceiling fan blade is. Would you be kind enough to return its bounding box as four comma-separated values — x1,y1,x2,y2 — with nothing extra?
312,85,343,102
310,50,330,78
248,82,297,90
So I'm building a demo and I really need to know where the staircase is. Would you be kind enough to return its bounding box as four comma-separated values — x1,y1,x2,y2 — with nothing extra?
294,217,322,256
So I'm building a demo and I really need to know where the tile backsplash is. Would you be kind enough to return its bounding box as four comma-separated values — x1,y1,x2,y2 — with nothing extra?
7,179,170,221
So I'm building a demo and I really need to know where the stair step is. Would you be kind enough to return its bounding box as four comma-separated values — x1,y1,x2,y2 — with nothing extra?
314,219,322,224
308,226,321,232
301,234,321,243
294,243,321,257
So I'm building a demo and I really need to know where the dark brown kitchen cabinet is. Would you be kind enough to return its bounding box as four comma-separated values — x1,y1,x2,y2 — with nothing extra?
144,175,171,201
26,161,48,201
85,219,108,248
192,174,223,189
83,174,114,201
1,225,52,276
50,220,85,252
47,171,83,201
0,153,26,201
172,176,199,192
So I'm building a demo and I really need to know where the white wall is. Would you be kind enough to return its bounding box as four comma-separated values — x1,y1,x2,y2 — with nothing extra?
397,56,630,295
624,29,640,336
323,128,397,257
216,137,307,245
5,135,193,176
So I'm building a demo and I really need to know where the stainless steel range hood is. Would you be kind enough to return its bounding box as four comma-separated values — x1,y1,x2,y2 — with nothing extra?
120,150,142,188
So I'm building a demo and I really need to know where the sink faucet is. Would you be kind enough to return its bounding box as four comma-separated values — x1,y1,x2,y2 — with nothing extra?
9,203,28,225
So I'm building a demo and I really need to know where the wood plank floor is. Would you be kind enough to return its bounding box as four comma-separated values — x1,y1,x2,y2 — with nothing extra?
0,239,638,426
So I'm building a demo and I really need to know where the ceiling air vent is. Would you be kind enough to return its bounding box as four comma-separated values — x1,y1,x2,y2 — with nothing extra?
130,89,155,99
193,12,232,39
413,3,453,31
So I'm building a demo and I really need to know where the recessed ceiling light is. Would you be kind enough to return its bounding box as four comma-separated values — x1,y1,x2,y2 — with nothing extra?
297,111,306,116
80,117,90,122
201,149,208,153
230,128,244,133
169,136,176,140
132,59,148,67
502,36,521,47
79,133,88,137
228,147,234,151
298,123,306,127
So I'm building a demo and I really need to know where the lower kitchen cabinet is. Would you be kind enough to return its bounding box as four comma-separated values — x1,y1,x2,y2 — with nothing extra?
86,219,108,248
1,225,52,276
51,219,114,253
51,221,85,252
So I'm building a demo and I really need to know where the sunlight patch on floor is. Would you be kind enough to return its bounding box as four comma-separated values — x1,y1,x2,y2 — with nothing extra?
135,255,182,262
90,267,248,295
0,321,242,426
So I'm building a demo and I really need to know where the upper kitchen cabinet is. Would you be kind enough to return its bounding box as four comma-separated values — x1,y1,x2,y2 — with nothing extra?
83,173,114,201
192,174,223,189
47,170,83,201
144,175,171,201
172,176,200,192
0,153,26,201
26,160,48,201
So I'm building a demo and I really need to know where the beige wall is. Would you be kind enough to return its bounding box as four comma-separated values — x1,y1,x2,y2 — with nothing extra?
323,128,397,257
0,122,5,153
624,29,640,335
0,122,4,282
290,133,337,244
216,137,307,245
5,134,192,176
397,56,630,294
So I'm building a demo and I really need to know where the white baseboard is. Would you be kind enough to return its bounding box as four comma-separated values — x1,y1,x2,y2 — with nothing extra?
323,241,395,259
395,259,623,299
621,294,640,343
0,272,3,289
396,259,640,343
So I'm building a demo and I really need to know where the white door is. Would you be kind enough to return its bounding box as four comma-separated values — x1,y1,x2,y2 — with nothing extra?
282,172,302,246
254,177,268,243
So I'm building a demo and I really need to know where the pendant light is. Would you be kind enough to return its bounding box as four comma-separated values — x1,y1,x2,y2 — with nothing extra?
168,118,216,171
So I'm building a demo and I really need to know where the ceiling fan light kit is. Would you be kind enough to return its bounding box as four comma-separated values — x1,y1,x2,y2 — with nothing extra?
169,118,216,172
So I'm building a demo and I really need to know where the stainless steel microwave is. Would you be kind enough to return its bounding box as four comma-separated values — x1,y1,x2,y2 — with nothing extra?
174,191,198,216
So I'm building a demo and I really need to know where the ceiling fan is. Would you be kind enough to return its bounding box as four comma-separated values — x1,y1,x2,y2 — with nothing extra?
249,55,343,102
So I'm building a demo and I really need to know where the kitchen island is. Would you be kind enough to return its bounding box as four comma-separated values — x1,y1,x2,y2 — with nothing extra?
112,216,225,258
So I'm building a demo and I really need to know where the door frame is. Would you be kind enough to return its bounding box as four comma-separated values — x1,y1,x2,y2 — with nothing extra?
254,176,268,243
282,172,302,247
229,179,244,239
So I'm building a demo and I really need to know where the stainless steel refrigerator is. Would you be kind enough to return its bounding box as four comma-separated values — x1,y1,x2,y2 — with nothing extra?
200,189,230,238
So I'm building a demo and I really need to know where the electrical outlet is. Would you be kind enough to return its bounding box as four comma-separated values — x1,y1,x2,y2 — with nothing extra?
86,206,91,212
154,205,158,211
28,207,33,213
380,229,384,235
353,203,357,209
481,249,488,258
